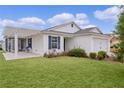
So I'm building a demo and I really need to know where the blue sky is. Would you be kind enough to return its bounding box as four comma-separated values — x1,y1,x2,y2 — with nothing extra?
0,5,121,39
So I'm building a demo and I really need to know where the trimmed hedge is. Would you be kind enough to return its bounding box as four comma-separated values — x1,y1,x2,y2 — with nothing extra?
68,48,87,57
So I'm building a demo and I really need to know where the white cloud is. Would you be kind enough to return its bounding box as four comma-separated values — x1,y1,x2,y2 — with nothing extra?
76,13,87,20
0,13,96,38
47,13,91,28
0,19,16,26
18,17,45,25
0,17,46,39
82,24,96,29
0,17,45,27
94,6,121,22
75,13,89,27
0,14,95,30
47,13,75,25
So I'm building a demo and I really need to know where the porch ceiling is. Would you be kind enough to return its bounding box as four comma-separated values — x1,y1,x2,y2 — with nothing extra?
3,26,41,37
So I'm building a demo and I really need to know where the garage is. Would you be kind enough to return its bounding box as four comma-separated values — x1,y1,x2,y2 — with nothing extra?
93,38,109,53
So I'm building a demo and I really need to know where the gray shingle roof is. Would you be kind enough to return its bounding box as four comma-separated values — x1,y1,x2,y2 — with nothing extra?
43,21,81,31
75,27,103,34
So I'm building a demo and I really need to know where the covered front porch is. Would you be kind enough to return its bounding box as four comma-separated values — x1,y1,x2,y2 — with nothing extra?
5,37,32,53
3,26,40,55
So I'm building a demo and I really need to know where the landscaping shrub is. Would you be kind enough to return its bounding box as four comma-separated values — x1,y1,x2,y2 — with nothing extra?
68,48,87,57
44,48,88,58
116,51,124,62
44,52,57,58
98,51,106,57
44,51,68,58
89,52,96,59
97,54,104,60
60,52,68,56
0,47,2,50
97,51,107,60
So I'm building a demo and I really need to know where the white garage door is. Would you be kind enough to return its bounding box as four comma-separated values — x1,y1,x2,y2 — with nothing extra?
93,38,108,53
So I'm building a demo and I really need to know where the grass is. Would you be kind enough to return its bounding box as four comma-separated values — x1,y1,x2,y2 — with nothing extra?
0,51,124,88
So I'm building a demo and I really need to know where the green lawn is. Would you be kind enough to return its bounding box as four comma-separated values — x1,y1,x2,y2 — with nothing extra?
0,51,124,88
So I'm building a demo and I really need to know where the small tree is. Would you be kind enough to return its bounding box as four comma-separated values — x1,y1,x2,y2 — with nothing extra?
116,6,124,62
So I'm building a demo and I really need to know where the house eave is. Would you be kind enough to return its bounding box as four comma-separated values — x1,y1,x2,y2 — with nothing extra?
3,26,41,37
41,30,73,37
74,32,110,38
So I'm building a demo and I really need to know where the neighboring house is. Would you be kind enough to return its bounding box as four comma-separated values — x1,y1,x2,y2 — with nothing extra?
110,34,119,46
109,34,119,53
3,22,110,56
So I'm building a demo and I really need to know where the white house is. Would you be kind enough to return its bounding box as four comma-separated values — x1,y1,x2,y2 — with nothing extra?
3,22,110,57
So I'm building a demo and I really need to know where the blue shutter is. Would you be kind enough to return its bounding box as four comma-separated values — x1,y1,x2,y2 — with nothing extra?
58,36,60,49
48,36,51,49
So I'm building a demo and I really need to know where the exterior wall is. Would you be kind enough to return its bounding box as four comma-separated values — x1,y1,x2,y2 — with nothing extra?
32,33,64,56
42,34,49,54
32,34,44,55
4,33,110,56
65,35,92,54
3,25,110,56
43,34,64,54
65,35,110,55
51,23,79,33
4,33,64,56
92,36,110,54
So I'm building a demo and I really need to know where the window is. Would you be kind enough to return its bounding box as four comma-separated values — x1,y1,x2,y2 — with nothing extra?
48,36,60,49
51,36,58,49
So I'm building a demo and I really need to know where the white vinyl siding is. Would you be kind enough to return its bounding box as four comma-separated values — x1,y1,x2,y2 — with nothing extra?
65,36,92,54
93,38,109,53
50,23,80,33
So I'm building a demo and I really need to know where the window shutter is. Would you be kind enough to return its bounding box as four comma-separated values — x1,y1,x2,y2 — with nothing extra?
48,36,51,49
58,36,60,49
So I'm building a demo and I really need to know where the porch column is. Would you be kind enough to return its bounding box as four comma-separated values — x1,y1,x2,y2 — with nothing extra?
14,33,18,55
108,37,111,55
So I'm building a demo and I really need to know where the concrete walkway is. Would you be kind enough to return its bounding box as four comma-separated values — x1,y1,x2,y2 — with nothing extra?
3,52,41,60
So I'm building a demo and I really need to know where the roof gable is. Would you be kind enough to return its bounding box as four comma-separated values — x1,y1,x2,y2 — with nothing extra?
45,22,81,33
